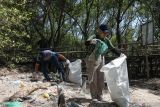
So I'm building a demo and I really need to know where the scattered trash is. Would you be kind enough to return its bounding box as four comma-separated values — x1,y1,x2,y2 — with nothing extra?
12,80,25,88
0,67,159,107
130,102,147,107
89,101,113,107
21,96,32,101
42,93,50,99
20,81,25,88
8,86,48,102
67,101,80,107
31,72,40,81
131,103,142,107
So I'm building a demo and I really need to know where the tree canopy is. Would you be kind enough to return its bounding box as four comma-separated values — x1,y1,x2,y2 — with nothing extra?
0,0,159,51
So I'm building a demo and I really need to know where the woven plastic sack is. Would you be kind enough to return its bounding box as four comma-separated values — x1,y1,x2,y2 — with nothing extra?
101,54,130,107
68,59,82,86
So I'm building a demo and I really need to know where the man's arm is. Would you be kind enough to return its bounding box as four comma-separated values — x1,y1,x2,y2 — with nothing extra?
58,54,70,65
105,38,121,56
110,48,121,56
85,35,96,46
58,54,67,62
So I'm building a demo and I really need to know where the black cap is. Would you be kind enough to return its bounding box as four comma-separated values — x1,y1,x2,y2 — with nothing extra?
99,24,110,33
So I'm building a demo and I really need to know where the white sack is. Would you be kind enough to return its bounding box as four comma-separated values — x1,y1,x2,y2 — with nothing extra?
68,59,82,86
101,54,130,107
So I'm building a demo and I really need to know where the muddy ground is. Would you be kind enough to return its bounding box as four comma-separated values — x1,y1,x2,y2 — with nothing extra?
0,67,160,107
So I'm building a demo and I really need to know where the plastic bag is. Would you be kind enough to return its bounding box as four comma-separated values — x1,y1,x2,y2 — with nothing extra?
95,40,108,60
68,59,82,86
12,80,25,88
3,101,22,107
101,54,130,107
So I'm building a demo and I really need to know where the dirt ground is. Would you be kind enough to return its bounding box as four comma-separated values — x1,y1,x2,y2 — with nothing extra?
0,67,160,107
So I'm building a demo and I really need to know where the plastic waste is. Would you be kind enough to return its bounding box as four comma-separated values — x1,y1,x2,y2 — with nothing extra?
32,72,41,81
3,101,22,107
12,80,25,88
42,93,50,99
67,101,80,107
68,59,82,86
20,81,25,88
101,54,130,107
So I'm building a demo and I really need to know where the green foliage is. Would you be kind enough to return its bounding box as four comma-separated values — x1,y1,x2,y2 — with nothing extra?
8,63,16,69
0,0,32,65
0,0,159,65
0,0,32,49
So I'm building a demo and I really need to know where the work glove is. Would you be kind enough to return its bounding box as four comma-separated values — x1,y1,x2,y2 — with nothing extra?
90,39,98,44
66,59,70,65
85,38,99,45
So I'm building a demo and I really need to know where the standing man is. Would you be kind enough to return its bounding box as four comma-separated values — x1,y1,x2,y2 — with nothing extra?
85,24,121,101
35,50,70,82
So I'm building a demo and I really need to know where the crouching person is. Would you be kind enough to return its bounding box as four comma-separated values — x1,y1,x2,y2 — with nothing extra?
36,50,70,82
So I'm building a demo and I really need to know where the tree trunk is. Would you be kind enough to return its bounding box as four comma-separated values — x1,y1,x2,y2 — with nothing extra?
116,12,122,48
116,22,121,49
83,0,94,41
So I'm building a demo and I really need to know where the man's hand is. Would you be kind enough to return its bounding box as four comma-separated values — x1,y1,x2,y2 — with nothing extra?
90,39,98,44
66,59,70,65
111,48,121,57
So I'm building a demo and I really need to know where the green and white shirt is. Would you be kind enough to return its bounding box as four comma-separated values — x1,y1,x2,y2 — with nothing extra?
85,35,115,57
